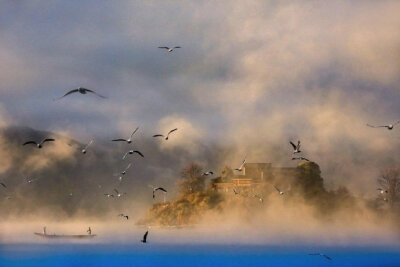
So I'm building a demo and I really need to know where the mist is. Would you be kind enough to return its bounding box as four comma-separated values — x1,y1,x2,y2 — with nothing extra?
1,1,400,246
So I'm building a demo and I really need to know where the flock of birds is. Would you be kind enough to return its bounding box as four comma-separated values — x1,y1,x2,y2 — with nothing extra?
0,44,397,258
0,47,183,243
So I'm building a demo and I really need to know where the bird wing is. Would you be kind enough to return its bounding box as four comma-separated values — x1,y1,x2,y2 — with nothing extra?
54,89,79,101
157,187,167,193
41,138,55,144
114,189,119,194
173,46,181,49
323,255,332,260
0,183,6,188
143,231,148,241
83,88,107,98
367,124,384,128
130,127,139,139
84,140,94,149
167,128,178,136
289,141,297,149
303,157,310,161
297,140,301,149
23,141,37,146
125,163,132,171
274,185,280,192
122,152,129,159
133,150,144,157
153,134,164,138
112,139,127,142
158,47,170,49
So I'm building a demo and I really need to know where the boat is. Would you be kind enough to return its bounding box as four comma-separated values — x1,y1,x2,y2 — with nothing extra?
34,227,96,239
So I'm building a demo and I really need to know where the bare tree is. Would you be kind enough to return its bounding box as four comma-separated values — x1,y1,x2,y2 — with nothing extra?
178,163,205,195
378,168,400,209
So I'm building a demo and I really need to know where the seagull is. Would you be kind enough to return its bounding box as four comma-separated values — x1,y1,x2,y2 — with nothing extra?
54,87,107,100
153,128,178,140
115,163,132,182
112,127,139,144
141,230,149,243
202,171,214,176
152,187,167,199
234,157,246,171
253,194,264,203
114,189,126,198
290,140,301,154
26,177,40,184
377,188,388,194
292,156,310,162
0,182,6,188
81,140,94,154
367,121,400,130
23,138,55,149
118,213,129,220
158,46,181,52
122,150,144,160
104,193,114,198
309,253,332,260
274,185,285,195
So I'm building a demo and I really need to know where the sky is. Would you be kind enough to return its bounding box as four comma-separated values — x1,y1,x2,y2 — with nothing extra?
0,0,400,195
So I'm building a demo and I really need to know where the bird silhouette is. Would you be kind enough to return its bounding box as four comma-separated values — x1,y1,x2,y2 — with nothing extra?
158,46,181,52
141,230,149,243
112,127,139,144
54,87,107,100
23,138,55,149
153,128,178,140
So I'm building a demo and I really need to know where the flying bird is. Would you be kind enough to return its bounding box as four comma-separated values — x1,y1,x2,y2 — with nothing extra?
290,140,301,154
309,253,332,261
118,214,129,220
26,177,40,184
377,188,388,194
122,150,144,160
54,87,107,100
23,138,55,149
234,157,246,171
115,163,132,182
112,127,139,144
104,193,114,198
158,46,181,52
114,189,126,198
141,230,149,243
202,171,214,176
153,128,178,140
367,121,400,130
292,156,310,162
253,194,264,203
152,187,167,199
274,185,285,195
81,140,94,154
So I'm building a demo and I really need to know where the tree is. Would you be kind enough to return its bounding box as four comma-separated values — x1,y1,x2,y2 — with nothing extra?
221,166,234,182
178,163,205,195
378,168,400,209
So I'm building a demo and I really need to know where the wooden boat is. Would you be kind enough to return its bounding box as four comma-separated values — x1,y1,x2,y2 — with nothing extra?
34,227,96,239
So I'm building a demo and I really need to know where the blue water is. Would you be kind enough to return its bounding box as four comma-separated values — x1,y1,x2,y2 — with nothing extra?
1,243,400,267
